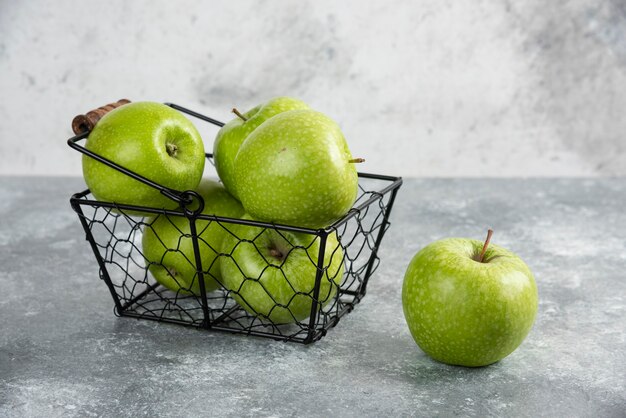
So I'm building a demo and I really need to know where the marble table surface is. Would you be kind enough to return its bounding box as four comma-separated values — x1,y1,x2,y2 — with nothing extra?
0,177,624,417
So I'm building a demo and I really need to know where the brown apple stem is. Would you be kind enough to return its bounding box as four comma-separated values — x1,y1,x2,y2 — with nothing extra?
348,158,365,163
479,229,494,263
269,248,283,259
166,143,178,157
232,108,248,122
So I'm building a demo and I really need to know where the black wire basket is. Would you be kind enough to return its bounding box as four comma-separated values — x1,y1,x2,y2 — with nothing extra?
68,103,402,344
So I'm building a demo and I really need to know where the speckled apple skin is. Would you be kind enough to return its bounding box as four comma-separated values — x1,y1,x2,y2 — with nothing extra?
234,110,358,229
219,221,344,324
82,102,205,210
141,179,245,295
213,97,309,200
402,238,538,367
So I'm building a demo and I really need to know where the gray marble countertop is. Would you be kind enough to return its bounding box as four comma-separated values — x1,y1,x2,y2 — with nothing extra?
1,177,624,417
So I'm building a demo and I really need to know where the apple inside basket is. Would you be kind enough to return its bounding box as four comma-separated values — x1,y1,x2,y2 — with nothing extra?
68,103,402,344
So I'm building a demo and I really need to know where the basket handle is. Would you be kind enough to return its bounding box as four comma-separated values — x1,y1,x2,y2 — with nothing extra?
71,99,131,134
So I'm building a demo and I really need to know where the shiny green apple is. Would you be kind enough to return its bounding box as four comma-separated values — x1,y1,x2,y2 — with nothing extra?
219,219,344,323
234,109,359,229
212,97,309,200
83,101,205,210
402,236,538,367
141,179,245,295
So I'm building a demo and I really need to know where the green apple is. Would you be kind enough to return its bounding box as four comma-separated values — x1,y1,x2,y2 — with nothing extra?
402,235,538,367
83,102,205,210
141,179,245,295
233,109,359,229
213,97,309,200
219,219,344,323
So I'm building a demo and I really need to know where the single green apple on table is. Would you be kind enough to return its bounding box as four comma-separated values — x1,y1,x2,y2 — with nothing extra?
212,97,309,200
402,230,538,367
219,218,344,323
141,179,245,295
82,101,205,211
234,109,360,229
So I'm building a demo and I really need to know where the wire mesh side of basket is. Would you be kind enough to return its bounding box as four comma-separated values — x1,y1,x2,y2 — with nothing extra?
71,173,400,343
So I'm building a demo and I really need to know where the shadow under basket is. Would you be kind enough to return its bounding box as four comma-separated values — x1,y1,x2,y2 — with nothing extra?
68,103,402,344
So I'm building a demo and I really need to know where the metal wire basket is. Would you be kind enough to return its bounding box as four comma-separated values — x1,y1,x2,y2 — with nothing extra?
68,103,402,343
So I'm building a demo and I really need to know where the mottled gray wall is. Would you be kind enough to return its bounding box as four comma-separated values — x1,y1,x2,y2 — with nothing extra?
1,0,624,177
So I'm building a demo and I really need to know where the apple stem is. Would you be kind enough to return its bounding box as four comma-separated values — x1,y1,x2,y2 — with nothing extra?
348,158,365,163
166,143,178,157
269,248,283,259
479,229,494,263
232,108,248,122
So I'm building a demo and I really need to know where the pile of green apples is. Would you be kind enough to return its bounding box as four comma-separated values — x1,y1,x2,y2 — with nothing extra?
80,98,538,367
81,98,357,324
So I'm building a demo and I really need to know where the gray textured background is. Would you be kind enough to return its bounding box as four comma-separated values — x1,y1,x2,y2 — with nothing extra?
1,177,625,417
1,0,625,177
